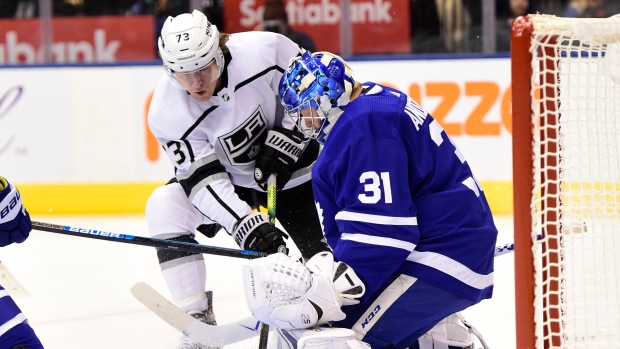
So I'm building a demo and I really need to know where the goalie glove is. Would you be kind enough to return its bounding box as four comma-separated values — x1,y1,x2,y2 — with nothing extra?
242,252,365,330
254,127,307,190
0,177,31,247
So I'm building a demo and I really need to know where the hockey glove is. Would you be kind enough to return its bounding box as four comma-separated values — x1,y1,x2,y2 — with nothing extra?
232,212,288,254
0,177,32,247
242,252,365,330
254,127,307,190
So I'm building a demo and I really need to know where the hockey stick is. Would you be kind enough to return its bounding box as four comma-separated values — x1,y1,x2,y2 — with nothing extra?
31,221,268,260
267,174,277,226
133,233,544,347
131,282,268,347
259,173,277,349
0,260,30,298
494,234,542,257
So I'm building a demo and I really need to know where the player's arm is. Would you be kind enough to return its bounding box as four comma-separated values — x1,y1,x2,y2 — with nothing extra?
0,177,32,247
242,252,365,329
159,137,286,254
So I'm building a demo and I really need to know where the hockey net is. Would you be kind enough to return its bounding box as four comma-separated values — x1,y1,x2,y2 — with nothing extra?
512,14,620,349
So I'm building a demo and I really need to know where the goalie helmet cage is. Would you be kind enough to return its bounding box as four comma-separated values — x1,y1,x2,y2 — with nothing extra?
512,14,620,349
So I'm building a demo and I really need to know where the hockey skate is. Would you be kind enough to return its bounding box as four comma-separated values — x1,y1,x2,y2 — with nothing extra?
175,291,221,349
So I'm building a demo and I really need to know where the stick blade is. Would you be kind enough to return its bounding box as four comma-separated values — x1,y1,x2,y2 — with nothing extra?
131,282,267,346
130,282,192,333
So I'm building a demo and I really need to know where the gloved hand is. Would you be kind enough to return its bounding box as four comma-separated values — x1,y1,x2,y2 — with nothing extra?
0,177,32,247
254,127,307,190
232,212,288,254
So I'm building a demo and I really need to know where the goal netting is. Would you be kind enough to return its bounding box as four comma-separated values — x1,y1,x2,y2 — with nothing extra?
512,14,620,349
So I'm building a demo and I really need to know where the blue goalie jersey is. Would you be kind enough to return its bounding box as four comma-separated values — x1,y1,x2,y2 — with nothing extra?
312,82,498,303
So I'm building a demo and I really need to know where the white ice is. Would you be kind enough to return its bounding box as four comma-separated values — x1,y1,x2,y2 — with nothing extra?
0,214,516,349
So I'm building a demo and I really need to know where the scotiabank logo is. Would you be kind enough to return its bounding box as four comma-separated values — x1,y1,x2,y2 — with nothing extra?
0,16,154,63
239,0,393,27
0,30,120,64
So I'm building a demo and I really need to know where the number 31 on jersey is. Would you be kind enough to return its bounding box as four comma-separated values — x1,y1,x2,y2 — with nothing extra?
358,171,393,204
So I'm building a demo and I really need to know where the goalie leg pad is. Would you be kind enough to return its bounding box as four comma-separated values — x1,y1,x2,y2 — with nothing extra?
417,313,475,349
277,327,371,349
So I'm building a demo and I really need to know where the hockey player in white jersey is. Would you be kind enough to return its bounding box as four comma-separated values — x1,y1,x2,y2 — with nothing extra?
241,52,497,349
0,177,44,349
146,9,331,349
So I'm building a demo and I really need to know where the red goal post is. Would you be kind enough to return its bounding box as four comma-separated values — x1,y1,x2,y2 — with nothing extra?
512,14,620,349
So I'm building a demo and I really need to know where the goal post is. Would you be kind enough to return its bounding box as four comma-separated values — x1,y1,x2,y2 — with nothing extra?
512,14,620,349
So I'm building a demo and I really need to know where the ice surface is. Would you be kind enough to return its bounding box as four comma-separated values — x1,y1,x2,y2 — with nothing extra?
0,214,516,349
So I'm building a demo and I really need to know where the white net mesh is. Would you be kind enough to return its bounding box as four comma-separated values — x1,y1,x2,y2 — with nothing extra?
528,14,620,349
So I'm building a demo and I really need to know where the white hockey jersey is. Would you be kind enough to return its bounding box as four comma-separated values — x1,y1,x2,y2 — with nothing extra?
148,31,308,233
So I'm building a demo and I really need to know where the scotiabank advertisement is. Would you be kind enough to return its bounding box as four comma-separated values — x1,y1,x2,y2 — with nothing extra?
0,16,155,64
225,0,410,54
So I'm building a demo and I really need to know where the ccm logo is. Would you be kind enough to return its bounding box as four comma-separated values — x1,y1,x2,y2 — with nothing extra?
361,304,382,329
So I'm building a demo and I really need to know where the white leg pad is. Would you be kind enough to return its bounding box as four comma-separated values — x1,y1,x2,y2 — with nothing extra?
418,313,474,349
277,327,370,349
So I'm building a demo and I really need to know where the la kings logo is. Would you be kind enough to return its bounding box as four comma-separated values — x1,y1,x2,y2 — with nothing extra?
219,106,267,165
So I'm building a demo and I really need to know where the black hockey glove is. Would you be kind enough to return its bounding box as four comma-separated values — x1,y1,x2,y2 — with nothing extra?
254,127,307,190
232,212,288,254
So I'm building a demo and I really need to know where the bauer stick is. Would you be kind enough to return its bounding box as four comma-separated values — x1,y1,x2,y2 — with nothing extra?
30,221,267,259
32,219,536,259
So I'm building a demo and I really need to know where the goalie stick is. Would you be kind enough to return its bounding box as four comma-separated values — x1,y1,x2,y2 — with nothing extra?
132,236,529,347
131,282,269,347
494,233,542,257
0,260,30,298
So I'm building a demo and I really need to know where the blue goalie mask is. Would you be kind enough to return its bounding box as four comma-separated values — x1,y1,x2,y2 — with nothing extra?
279,51,355,143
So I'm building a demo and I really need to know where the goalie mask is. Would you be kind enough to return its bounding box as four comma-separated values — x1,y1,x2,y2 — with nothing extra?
279,52,355,144
158,9,225,88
